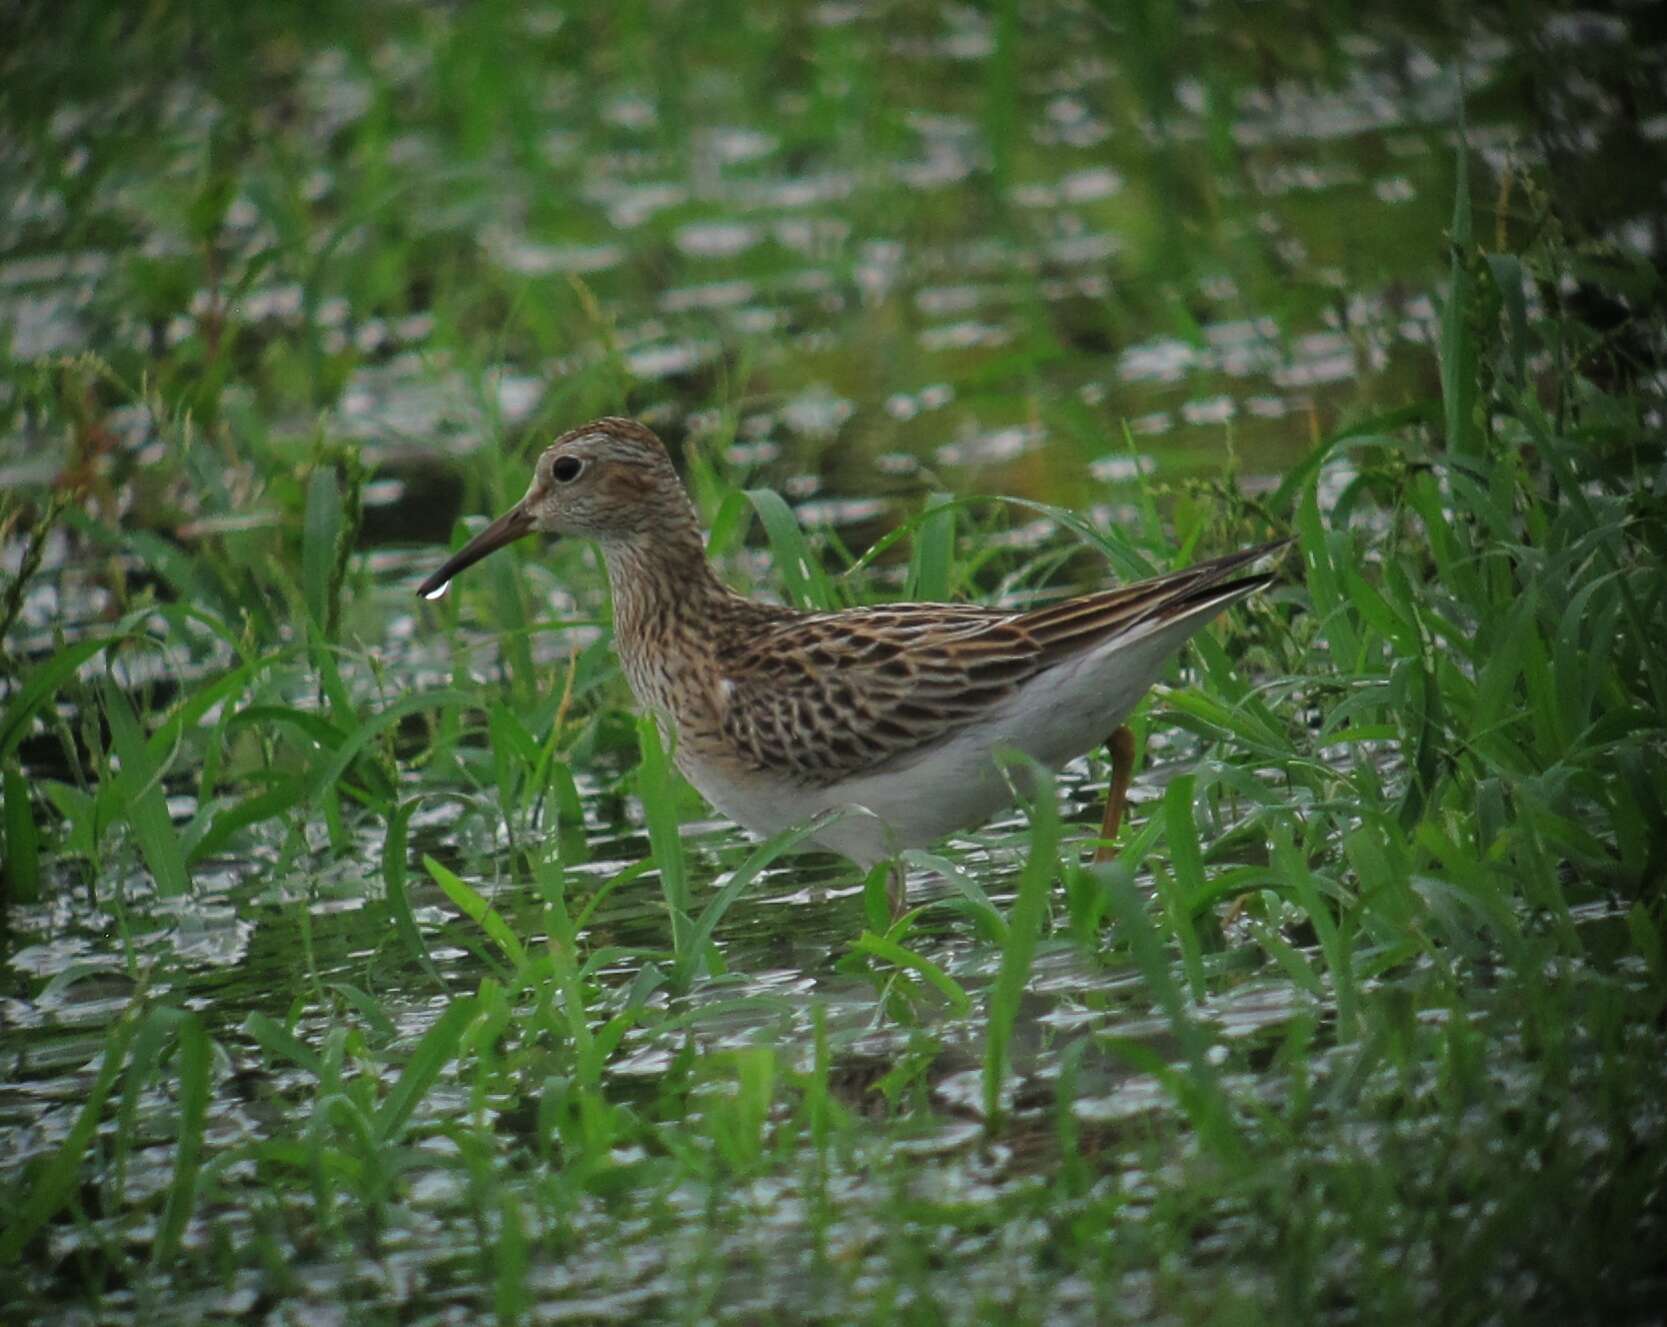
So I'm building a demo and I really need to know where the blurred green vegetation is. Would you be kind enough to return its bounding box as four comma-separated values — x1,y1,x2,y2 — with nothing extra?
2,1,1665,1323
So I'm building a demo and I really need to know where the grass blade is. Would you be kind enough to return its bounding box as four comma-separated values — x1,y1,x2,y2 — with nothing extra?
636,714,692,955
1160,778,1208,1001
373,996,478,1144
384,799,445,986
302,464,344,636
745,488,838,610
105,680,190,897
426,855,527,968
1439,122,1478,456
154,1013,211,1264
1099,867,1241,1161
984,756,1059,1126
243,1011,325,1077
901,849,1007,943
305,689,471,807
0,636,115,762
0,1010,138,1263
853,932,972,1014
675,816,831,987
3,761,41,902
1277,827,1358,1038
905,492,955,602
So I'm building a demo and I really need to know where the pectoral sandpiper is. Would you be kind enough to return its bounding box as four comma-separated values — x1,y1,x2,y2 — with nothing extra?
418,418,1284,903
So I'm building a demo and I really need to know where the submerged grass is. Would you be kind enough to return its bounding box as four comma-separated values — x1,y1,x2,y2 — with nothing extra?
3,2,1666,1323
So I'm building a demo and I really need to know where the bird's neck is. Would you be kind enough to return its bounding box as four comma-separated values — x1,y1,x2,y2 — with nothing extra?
600,520,732,659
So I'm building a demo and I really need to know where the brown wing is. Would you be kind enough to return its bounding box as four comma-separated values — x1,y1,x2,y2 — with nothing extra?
713,604,1043,783
1015,539,1286,660
712,539,1286,786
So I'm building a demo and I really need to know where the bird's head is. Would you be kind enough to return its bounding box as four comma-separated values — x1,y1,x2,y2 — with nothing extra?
416,417,687,599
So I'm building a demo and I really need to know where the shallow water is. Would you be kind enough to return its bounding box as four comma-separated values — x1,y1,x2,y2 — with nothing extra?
4,2,1665,1322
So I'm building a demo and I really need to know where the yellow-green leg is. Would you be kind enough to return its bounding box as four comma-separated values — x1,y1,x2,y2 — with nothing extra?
1093,725,1137,864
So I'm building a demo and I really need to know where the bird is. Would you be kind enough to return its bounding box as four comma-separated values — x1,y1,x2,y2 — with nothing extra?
417,417,1285,908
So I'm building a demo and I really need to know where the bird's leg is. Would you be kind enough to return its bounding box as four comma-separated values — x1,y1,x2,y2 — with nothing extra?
861,861,909,929
887,863,908,921
1093,725,1137,864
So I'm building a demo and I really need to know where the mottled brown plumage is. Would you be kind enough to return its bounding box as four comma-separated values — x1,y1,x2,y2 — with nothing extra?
707,543,1280,786
418,418,1285,875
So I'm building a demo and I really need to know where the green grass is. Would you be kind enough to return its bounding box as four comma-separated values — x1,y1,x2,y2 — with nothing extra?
3,1,1666,1323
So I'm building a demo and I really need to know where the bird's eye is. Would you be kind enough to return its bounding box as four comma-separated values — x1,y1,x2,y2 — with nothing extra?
551,455,584,483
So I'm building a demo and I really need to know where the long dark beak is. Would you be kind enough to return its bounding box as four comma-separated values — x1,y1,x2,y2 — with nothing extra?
416,504,538,599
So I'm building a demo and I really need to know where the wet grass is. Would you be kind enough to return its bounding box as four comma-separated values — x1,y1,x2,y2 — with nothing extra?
4,2,1667,1323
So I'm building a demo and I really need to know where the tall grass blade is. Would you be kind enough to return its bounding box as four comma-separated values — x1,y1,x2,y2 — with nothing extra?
1160,777,1209,1001
636,714,692,955
1439,121,1479,456
153,1012,211,1264
242,1011,325,1077
146,648,291,766
901,849,1007,943
489,553,537,706
675,816,832,987
495,1193,529,1327
853,932,972,1014
302,464,342,635
384,799,445,986
905,492,955,602
0,636,115,762
0,1010,139,1263
1277,827,1358,1038
983,756,1059,1126
745,488,837,610
984,0,1019,193
104,680,190,897
426,855,527,968
188,774,308,863
1099,867,1242,1161
306,689,470,807
3,762,41,902
372,996,478,1144
1486,254,1529,388
1296,480,1358,668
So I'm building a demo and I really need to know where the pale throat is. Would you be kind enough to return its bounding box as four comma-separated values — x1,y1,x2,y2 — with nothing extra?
598,520,727,654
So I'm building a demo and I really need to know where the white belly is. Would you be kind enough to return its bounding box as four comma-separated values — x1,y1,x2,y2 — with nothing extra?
677,617,1192,867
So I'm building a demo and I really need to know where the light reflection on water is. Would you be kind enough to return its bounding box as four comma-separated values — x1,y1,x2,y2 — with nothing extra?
4,0,1665,1320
